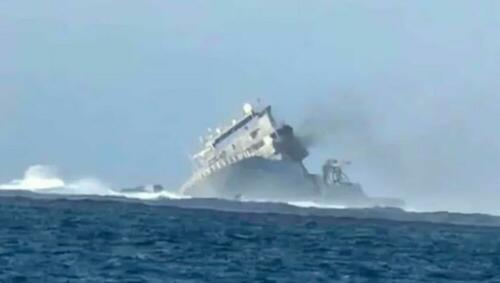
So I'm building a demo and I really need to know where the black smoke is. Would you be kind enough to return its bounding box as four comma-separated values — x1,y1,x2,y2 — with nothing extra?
296,91,500,214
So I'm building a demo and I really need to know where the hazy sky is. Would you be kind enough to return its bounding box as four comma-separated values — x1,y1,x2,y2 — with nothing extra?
1,1,499,213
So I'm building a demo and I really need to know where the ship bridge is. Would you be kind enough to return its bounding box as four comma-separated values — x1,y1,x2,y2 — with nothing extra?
189,103,308,182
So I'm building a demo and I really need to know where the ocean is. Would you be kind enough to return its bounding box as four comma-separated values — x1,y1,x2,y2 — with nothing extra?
1,195,499,283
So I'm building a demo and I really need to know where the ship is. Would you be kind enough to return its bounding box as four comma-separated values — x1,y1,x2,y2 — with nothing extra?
181,103,404,208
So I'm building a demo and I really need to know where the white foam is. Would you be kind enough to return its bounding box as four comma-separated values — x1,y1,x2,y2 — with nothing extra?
65,178,115,196
238,197,347,209
0,165,189,200
287,201,347,209
117,190,188,200
0,165,65,190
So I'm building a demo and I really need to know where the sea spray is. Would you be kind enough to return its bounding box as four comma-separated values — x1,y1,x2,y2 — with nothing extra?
0,165,188,200
0,165,65,190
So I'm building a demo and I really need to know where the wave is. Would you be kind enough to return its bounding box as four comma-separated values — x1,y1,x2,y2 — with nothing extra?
0,165,350,207
0,166,451,213
0,165,187,200
287,201,347,209
0,165,66,190
3,165,500,227
0,165,374,210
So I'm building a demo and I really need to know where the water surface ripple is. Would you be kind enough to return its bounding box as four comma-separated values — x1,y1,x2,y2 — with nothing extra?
1,197,499,282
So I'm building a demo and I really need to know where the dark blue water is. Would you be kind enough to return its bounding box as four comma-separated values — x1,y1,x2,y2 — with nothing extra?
1,197,500,282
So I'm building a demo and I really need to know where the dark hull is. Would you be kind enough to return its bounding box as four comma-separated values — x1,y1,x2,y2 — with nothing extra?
183,157,404,208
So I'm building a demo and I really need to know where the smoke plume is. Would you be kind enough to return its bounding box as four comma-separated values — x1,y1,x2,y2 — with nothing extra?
297,92,500,214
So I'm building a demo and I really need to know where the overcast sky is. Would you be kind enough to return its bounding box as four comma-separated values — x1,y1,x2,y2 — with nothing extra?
1,1,499,213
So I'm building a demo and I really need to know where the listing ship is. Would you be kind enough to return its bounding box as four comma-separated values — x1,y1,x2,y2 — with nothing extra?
181,103,404,207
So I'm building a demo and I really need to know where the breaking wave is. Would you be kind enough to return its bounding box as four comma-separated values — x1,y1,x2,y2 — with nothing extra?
0,165,187,200
0,165,66,190
0,165,403,211
287,201,347,209
0,165,348,208
0,165,419,212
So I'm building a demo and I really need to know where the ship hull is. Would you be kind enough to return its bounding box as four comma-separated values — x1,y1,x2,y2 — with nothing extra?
182,157,404,208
